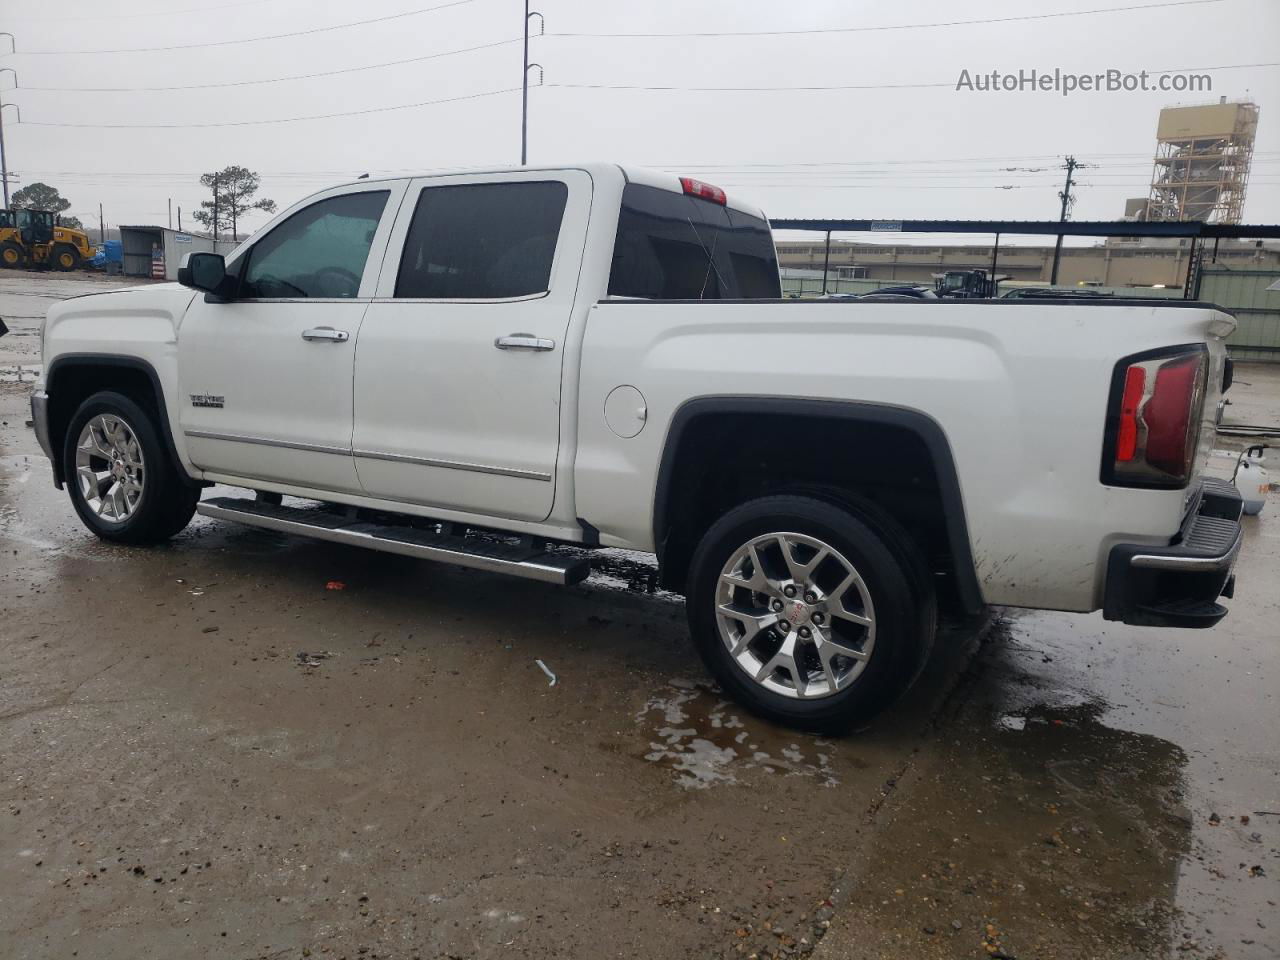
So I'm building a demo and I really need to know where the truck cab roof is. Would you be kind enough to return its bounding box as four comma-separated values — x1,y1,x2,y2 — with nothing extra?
336,162,770,223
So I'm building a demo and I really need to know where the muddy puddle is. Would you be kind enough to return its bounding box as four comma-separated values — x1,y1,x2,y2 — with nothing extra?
818,617,1200,959
637,679,841,789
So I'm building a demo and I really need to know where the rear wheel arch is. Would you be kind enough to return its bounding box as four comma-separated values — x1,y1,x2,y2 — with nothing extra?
46,355,193,487
652,397,984,612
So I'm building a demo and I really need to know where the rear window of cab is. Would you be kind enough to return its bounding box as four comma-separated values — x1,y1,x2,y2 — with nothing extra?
608,184,780,300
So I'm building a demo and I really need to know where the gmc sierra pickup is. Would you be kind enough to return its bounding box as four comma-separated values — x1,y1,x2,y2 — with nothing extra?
29,162,1243,730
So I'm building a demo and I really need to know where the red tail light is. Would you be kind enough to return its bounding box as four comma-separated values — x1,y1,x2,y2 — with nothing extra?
1104,347,1208,488
1116,365,1145,462
680,177,727,205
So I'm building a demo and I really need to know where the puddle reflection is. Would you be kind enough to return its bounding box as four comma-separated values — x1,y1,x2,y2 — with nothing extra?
638,679,838,789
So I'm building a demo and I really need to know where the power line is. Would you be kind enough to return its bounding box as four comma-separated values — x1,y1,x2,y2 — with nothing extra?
662,153,1280,171
658,151,1280,166
14,53,1274,97
24,152,1280,178
7,0,282,24
0,0,1231,60
667,163,1280,180
23,155,1280,183
3,0,474,56
545,61,1278,94
550,0,1223,38
12,38,522,91
18,86,520,128
18,62,1276,130
547,81,951,93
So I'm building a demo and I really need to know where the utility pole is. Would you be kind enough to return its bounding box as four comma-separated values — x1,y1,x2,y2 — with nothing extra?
211,173,219,241
0,89,9,209
99,203,104,243
821,230,832,295
521,1,543,165
0,65,18,210
168,198,172,230
1049,155,1078,286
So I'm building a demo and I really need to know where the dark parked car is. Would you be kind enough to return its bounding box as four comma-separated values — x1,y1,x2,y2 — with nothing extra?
859,284,938,300
1002,287,1115,299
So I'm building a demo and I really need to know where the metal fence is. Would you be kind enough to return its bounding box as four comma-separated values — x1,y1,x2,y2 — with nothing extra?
1199,267,1280,362
781,269,1280,363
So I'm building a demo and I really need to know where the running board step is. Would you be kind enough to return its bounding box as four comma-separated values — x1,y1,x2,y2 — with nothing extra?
196,497,591,586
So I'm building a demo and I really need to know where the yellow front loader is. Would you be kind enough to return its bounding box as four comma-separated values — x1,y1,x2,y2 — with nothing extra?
0,209,96,270
0,209,19,267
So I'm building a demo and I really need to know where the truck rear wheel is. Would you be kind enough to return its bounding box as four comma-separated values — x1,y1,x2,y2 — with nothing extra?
686,495,935,732
63,391,200,544
0,242,21,268
52,244,80,271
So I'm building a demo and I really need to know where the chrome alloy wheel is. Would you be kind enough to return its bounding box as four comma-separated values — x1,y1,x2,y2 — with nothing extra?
75,414,145,523
715,532,876,700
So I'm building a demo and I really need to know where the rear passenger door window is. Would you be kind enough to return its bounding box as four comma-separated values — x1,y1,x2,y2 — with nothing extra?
394,181,569,299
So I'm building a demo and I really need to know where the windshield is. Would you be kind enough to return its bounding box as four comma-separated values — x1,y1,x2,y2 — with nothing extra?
608,183,780,300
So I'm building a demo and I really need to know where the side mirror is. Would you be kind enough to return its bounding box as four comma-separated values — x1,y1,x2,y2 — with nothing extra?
178,252,229,297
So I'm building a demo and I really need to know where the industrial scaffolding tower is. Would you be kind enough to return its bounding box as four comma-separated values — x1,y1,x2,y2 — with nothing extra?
1146,99,1260,225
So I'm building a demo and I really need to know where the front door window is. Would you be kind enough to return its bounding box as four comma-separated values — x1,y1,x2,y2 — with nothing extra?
239,191,389,299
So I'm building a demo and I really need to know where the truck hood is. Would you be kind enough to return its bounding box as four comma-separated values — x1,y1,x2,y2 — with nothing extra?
43,283,200,368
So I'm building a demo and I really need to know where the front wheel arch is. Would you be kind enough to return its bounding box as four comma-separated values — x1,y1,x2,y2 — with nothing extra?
45,355,194,489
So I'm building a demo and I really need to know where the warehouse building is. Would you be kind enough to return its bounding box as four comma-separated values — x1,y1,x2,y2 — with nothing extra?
774,236,1280,288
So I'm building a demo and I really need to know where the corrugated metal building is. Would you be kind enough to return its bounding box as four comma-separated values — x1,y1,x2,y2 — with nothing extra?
118,226,238,281
1199,267,1280,361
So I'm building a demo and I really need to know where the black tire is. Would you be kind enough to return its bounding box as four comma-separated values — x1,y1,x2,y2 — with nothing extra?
686,495,935,733
63,390,200,545
52,244,80,272
0,241,21,269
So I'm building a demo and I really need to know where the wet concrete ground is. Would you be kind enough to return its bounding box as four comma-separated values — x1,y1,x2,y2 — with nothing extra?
1,273,1276,959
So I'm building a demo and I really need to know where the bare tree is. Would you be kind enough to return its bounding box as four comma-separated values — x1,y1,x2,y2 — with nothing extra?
192,166,277,241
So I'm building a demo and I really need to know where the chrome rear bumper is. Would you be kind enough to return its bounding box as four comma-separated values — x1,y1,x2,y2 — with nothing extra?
1103,477,1243,628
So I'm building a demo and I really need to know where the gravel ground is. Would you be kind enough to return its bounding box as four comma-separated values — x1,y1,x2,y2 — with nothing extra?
1,272,1275,959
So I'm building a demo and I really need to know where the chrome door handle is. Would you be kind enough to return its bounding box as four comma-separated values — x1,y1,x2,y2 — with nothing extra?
494,333,555,351
301,327,350,343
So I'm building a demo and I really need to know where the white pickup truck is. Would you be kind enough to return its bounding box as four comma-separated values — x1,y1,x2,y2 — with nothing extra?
28,162,1244,730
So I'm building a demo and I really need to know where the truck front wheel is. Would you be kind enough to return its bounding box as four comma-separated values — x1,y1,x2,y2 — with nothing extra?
63,391,200,544
686,495,935,732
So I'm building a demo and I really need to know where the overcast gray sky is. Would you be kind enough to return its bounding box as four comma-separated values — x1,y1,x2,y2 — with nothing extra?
1,0,1277,244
